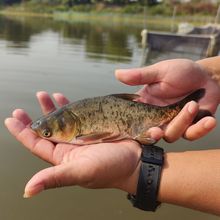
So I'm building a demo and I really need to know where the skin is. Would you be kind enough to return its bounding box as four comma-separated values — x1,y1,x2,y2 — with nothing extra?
4,56,220,215
197,56,220,84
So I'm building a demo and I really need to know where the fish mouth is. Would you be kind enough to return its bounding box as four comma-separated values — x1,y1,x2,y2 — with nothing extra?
30,120,42,130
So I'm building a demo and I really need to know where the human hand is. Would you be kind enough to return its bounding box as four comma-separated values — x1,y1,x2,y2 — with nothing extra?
116,59,219,142
5,92,142,198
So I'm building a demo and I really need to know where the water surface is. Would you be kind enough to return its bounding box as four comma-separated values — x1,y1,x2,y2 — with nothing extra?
0,15,219,220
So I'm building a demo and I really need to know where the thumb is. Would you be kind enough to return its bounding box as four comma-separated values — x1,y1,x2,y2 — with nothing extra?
23,164,75,198
115,65,160,86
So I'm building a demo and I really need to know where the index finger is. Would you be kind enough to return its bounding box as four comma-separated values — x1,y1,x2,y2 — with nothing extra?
53,93,70,107
164,101,199,143
36,91,56,115
36,92,70,115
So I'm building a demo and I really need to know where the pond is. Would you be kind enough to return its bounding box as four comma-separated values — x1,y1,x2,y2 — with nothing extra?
0,14,219,220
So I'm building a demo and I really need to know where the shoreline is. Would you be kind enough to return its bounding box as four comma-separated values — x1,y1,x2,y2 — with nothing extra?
0,9,215,29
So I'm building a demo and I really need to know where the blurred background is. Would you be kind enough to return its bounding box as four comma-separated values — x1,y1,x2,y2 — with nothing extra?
0,1,220,219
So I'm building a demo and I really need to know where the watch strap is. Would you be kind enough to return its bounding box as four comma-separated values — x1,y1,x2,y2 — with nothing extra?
128,145,164,211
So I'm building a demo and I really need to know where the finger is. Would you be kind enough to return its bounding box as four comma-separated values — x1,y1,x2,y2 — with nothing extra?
164,101,199,143
4,117,56,164
115,65,160,86
24,164,75,198
12,109,32,126
184,116,216,141
36,91,56,115
198,89,220,114
147,127,164,142
53,93,70,107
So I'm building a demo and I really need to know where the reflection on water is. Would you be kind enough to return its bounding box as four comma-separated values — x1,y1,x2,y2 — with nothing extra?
0,15,140,62
0,15,219,220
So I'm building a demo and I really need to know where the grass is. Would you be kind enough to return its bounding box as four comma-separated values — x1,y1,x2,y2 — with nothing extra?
0,3,217,28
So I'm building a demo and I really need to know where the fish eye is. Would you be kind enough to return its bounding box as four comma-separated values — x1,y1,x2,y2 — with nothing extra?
42,129,52,138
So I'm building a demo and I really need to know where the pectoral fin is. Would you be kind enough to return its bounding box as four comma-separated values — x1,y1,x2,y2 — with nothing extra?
75,132,112,144
135,133,157,145
102,133,124,142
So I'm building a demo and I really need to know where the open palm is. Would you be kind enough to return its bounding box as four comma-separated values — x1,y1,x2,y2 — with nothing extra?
5,92,141,198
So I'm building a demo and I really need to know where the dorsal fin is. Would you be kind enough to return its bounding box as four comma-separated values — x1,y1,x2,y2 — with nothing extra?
110,93,140,101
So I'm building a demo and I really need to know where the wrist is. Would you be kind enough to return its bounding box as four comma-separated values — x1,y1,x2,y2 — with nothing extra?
157,152,178,203
115,140,141,194
122,161,141,195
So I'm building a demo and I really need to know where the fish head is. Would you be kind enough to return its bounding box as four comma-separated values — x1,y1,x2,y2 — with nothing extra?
31,108,81,143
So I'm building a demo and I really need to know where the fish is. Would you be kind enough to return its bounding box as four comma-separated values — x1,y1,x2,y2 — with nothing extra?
31,88,208,145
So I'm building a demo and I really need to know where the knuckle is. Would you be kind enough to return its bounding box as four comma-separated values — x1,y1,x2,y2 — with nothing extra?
51,167,63,189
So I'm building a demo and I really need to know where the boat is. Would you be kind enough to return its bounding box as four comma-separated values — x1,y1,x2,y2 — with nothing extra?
140,23,220,65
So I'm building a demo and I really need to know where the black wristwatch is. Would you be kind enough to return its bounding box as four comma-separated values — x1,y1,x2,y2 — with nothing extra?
127,145,164,211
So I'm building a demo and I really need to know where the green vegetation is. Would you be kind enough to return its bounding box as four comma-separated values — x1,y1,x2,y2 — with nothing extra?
1,0,220,16
0,0,219,29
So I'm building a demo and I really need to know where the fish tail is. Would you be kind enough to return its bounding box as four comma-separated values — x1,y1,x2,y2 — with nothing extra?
168,88,205,109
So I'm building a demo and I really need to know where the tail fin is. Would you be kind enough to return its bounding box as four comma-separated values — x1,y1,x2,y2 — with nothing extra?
168,88,205,109
167,88,213,122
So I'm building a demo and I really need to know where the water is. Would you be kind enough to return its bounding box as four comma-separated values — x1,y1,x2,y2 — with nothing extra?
0,14,219,220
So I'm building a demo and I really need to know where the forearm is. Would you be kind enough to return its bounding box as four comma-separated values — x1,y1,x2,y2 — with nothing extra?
196,56,220,84
158,149,220,215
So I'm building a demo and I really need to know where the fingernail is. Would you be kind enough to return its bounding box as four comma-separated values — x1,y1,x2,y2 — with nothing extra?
115,69,126,73
204,118,216,130
23,184,44,198
115,69,128,76
187,101,198,114
148,127,164,141
23,192,32,199
4,118,10,126
52,93,61,98
36,91,47,97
